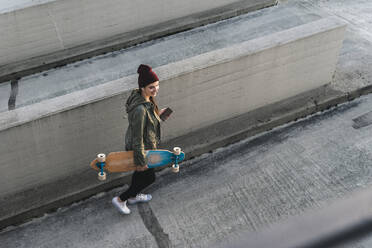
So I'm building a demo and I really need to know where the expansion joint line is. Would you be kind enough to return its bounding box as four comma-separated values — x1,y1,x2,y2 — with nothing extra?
8,79,18,110
138,203,172,248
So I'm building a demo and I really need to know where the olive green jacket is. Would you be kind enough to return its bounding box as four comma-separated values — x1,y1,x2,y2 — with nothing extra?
125,89,161,166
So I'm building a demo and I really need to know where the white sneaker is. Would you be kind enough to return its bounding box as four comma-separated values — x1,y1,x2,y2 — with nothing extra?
128,194,152,204
112,197,131,214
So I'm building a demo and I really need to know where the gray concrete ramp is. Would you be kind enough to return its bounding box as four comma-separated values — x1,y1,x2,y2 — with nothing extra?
0,1,347,230
0,3,325,113
2,81,372,248
0,0,277,80
1,0,372,246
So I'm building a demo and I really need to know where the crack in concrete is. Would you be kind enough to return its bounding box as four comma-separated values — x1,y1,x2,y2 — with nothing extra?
138,203,172,248
46,6,65,49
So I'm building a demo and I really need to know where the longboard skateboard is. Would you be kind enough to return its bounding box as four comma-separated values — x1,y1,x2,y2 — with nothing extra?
90,147,185,180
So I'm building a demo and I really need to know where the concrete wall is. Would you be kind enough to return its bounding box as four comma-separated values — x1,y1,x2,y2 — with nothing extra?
0,0,276,81
157,17,347,141
0,17,346,225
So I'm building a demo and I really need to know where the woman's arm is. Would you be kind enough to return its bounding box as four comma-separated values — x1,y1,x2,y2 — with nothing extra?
131,106,148,167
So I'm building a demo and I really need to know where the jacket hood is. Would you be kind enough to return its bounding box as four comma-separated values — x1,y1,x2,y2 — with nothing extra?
125,89,148,113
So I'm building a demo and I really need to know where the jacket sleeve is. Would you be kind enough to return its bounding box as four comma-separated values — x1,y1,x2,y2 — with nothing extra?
131,106,148,166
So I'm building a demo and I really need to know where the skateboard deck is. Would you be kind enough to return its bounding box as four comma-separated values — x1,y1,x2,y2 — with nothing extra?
90,147,185,180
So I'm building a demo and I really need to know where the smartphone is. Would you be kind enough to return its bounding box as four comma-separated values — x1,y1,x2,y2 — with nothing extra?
160,107,173,121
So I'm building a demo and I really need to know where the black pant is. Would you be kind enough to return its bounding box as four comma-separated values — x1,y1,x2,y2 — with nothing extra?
119,168,155,201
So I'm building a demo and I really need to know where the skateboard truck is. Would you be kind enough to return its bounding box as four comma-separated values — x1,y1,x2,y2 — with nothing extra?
172,147,181,173
96,153,107,181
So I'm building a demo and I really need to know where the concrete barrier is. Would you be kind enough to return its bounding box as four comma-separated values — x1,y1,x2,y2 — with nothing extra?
0,0,276,82
0,17,346,228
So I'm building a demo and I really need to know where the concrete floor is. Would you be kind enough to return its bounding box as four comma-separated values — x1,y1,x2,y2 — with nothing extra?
2,83,372,247
2,0,372,247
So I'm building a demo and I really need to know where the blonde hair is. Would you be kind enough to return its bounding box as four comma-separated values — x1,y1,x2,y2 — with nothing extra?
150,96,160,116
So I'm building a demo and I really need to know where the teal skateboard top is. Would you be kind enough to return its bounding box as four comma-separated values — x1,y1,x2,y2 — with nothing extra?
146,150,185,168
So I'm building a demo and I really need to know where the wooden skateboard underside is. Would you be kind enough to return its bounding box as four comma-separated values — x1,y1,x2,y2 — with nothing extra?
90,149,185,173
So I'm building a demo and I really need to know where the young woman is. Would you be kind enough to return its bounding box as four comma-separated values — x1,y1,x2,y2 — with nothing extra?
112,64,163,214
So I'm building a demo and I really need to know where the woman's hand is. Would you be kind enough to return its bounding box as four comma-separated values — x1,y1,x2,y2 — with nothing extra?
159,107,172,121
159,108,166,115
136,165,148,171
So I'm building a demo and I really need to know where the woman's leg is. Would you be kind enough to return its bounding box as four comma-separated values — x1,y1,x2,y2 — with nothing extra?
119,168,155,201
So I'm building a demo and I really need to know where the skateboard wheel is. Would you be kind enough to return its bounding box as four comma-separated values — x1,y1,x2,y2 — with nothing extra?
97,153,106,162
173,147,181,155
172,164,179,173
98,172,106,181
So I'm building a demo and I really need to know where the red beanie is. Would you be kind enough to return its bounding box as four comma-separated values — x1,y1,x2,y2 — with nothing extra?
137,64,159,88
